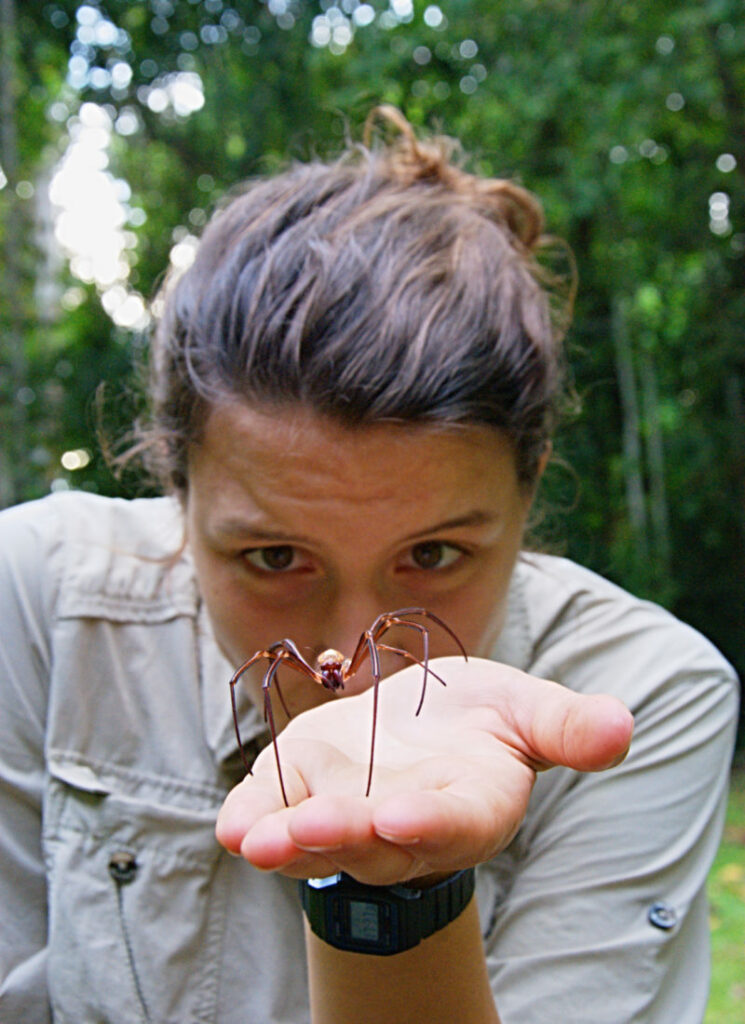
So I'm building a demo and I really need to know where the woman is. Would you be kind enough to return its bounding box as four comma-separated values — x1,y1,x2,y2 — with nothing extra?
0,109,737,1023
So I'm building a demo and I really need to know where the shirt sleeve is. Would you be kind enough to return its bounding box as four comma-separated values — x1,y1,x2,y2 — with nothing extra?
0,498,60,1024
482,574,740,1024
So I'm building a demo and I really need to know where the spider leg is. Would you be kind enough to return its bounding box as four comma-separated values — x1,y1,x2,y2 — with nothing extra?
376,608,468,660
229,641,321,804
333,629,381,798
395,607,469,662
353,609,468,797
377,607,468,713
262,642,321,808
229,650,274,774
263,657,291,807
363,631,382,798
373,616,434,717
376,642,449,713
269,639,325,723
272,677,292,721
345,615,428,681
385,620,433,715
344,628,375,679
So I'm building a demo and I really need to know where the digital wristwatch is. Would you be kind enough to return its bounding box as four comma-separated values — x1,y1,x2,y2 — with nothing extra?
299,867,475,956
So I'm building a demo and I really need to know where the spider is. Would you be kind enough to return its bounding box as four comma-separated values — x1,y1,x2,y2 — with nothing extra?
229,607,468,806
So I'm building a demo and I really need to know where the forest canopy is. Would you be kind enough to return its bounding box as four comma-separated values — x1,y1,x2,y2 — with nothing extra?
1,0,743,736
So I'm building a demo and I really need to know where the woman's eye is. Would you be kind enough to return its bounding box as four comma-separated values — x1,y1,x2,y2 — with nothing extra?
409,541,463,571
244,545,296,572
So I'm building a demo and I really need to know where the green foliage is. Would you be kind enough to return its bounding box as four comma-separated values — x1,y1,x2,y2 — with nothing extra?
706,761,745,1022
2,0,743,733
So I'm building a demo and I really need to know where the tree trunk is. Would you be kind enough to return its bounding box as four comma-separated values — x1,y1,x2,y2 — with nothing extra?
0,0,28,508
611,296,649,567
639,351,671,573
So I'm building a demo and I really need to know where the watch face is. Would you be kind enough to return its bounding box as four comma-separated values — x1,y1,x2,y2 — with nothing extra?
328,892,400,953
349,899,381,942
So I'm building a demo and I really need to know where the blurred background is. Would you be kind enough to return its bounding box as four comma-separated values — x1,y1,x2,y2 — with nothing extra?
0,0,743,742
1,4,744,1014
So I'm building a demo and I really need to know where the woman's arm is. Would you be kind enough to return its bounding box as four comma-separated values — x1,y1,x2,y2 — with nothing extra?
216,657,633,1022
306,897,499,1024
0,502,57,1023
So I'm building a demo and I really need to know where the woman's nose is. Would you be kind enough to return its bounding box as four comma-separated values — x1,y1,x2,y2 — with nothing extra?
320,603,378,656
314,594,389,684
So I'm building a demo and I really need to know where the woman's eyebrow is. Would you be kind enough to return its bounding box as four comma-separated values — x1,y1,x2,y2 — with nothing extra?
214,510,500,544
403,510,501,540
213,518,308,543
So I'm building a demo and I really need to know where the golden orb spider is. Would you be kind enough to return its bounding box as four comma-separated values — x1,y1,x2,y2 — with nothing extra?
229,607,467,806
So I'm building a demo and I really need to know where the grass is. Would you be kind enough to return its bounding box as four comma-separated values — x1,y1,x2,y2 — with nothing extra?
705,755,745,1024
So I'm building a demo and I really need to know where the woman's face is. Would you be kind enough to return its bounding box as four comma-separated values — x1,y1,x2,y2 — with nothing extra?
185,402,538,722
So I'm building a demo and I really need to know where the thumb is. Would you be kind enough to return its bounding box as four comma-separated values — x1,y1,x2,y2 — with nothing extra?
520,679,634,772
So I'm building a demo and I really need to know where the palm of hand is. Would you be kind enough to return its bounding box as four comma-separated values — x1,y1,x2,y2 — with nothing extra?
216,657,633,885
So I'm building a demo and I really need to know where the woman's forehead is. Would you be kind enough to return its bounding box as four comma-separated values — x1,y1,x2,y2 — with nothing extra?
188,401,524,531
196,400,512,478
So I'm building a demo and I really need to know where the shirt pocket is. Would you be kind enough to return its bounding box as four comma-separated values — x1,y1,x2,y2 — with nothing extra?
43,757,229,1024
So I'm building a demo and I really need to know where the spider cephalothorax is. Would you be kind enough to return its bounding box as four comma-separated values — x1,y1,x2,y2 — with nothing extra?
314,650,348,691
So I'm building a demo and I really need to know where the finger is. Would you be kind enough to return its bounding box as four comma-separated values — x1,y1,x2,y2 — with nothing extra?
239,796,415,883
288,794,375,850
215,765,307,854
518,681,634,771
287,794,418,884
391,658,634,773
233,786,379,872
239,807,344,875
372,767,533,868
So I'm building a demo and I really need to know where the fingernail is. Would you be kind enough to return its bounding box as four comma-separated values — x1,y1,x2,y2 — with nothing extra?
608,745,632,768
375,829,421,845
295,843,342,853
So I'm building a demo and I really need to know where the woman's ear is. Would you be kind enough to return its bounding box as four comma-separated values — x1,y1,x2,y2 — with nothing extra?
536,441,553,483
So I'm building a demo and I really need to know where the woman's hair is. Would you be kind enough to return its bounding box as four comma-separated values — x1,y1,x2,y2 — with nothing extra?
139,106,572,492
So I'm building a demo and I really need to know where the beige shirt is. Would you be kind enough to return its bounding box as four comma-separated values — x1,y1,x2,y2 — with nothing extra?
0,492,738,1023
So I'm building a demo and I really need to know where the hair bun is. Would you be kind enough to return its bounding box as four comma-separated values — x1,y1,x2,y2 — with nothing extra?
364,104,543,250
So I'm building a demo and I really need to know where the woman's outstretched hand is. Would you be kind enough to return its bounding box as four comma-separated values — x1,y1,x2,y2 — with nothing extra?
216,657,633,885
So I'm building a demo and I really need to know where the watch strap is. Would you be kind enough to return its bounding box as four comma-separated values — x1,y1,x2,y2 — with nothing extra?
410,868,476,941
300,867,475,955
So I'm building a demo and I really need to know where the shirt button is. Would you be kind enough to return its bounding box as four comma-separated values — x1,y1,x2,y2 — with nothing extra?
648,901,677,930
108,851,138,884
